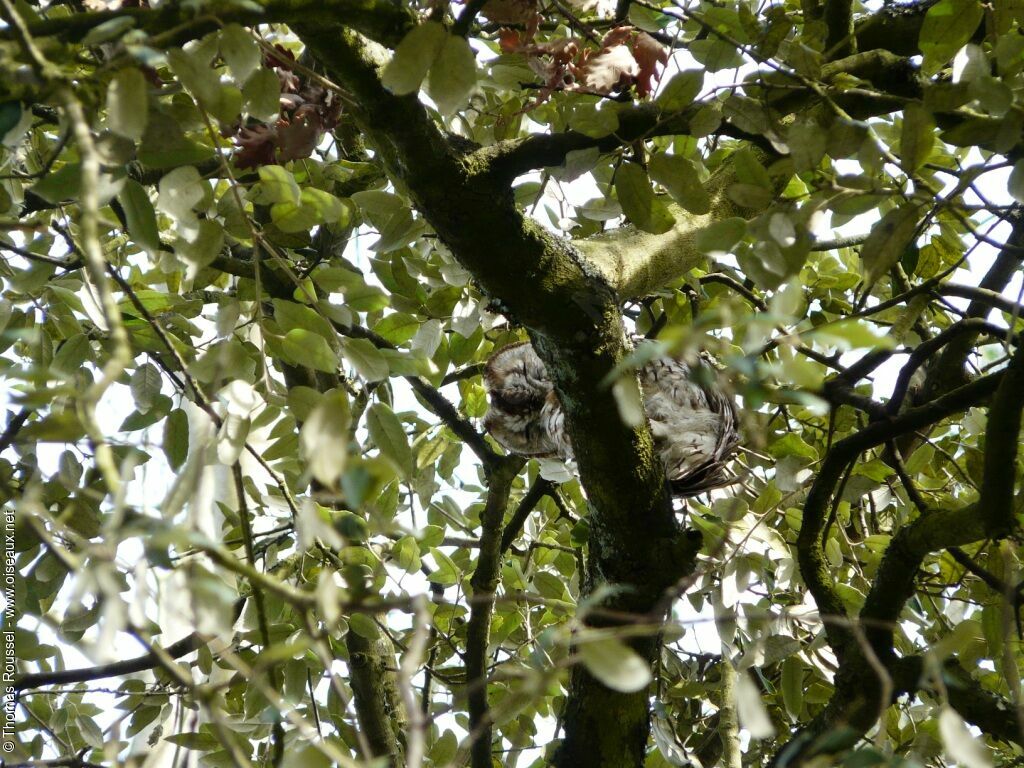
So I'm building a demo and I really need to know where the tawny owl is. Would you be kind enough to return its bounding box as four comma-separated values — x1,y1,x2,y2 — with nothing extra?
483,341,740,497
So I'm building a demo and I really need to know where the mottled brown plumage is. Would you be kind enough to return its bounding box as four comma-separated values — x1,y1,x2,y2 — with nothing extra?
483,341,740,497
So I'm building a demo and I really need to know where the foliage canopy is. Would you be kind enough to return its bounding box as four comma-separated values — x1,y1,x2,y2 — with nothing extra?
3,0,1024,766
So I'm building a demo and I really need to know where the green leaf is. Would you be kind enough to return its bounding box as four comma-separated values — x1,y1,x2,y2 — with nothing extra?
118,180,161,256
781,657,803,720
1009,160,1024,203
381,21,447,95
695,217,746,253
271,188,349,233
351,190,420,253
392,535,421,573
428,548,459,585
52,334,92,376
900,103,935,171
372,313,420,345
366,402,414,479
164,408,189,471
243,67,281,123
168,46,221,110
938,706,993,768
689,38,744,71
252,165,300,205
429,731,458,765
283,329,339,373
616,163,675,234
220,24,260,83
861,203,923,288
0,102,23,140
427,34,477,115
77,715,104,750
130,363,163,413
22,412,86,442
655,70,703,111
30,163,82,205
83,15,136,45
157,166,205,224
735,669,776,738
164,731,223,751
347,613,381,640
768,433,818,461
177,219,224,270
787,119,826,172
731,148,772,188
300,390,351,487
919,0,985,76
578,636,652,693
287,386,323,423
649,154,710,214
272,300,336,344
106,68,148,140
138,116,215,169
341,337,389,382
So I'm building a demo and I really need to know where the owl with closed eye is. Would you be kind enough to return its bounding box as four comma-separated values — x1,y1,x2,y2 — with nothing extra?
482,340,740,497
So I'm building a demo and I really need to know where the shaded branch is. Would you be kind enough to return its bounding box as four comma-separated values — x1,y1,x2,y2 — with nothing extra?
978,341,1024,538
0,408,29,453
500,477,555,555
922,210,1024,400
823,0,855,58
798,368,1007,655
887,318,1010,415
1,0,415,48
14,600,246,693
466,457,524,768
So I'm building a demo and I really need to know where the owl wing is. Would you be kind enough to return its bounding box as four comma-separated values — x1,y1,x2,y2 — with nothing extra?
640,356,741,498
541,390,574,462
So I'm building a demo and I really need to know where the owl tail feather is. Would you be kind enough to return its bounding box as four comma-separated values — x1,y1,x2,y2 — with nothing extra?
668,461,741,498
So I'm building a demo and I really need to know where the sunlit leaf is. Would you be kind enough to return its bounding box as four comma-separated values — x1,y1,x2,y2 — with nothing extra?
300,390,351,488
578,636,653,693
366,403,414,479
382,21,447,95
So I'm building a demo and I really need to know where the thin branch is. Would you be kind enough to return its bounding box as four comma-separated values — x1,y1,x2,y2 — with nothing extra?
452,0,488,36
14,600,246,693
331,319,501,470
0,408,29,453
499,477,554,555
887,319,1010,415
465,457,524,768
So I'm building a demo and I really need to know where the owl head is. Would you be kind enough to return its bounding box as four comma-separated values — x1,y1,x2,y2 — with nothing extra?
482,342,558,457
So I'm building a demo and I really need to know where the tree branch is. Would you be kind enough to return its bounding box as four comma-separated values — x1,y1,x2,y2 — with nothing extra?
978,341,1024,538
466,457,524,768
798,368,1007,656
887,319,1010,416
823,0,855,58
2,0,415,48
922,209,1024,400
500,477,555,555
14,600,246,694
